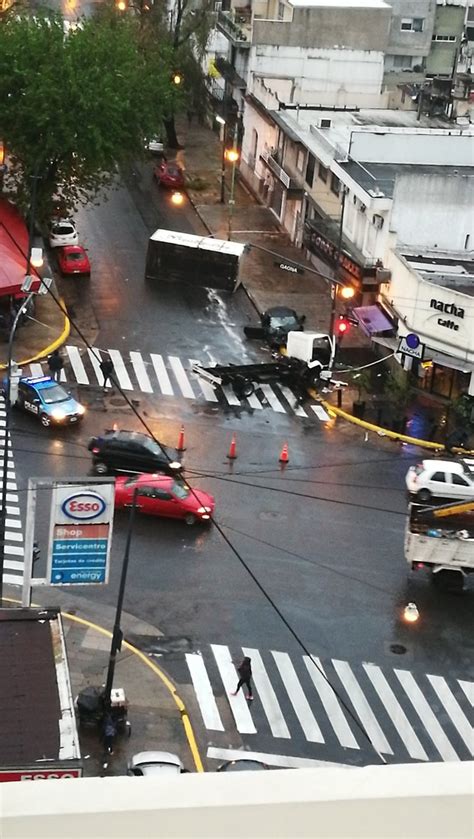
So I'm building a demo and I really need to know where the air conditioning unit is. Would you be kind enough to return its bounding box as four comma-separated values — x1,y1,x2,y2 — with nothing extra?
373,214,384,229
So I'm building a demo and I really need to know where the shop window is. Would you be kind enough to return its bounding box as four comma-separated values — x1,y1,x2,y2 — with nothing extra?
305,153,316,187
318,163,328,183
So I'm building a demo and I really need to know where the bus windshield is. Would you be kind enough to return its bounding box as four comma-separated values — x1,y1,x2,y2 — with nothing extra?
145,229,246,292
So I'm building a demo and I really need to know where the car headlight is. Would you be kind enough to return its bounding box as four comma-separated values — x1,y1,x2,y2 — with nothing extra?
169,461,182,470
51,409,66,421
77,404,86,415
197,506,212,514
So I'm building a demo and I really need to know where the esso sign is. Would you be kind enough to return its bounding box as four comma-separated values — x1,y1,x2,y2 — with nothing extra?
61,492,107,521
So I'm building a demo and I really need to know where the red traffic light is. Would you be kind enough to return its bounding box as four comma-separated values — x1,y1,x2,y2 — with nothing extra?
336,316,350,336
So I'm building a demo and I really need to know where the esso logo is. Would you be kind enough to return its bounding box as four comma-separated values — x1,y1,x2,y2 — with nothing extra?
61,492,107,521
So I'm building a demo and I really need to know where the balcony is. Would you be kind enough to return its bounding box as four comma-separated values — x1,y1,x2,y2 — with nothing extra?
260,150,303,196
214,56,247,90
216,9,251,47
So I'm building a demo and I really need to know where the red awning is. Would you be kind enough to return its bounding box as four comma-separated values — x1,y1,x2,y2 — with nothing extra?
0,200,40,297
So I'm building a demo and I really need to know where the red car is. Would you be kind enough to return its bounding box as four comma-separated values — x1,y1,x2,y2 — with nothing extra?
153,161,185,189
114,474,214,525
57,245,91,275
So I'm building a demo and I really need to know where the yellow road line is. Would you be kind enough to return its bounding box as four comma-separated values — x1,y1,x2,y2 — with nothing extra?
3,597,204,773
0,297,70,370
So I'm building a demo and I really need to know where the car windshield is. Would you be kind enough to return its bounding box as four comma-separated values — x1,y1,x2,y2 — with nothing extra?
143,438,166,457
67,252,83,262
54,225,73,235
167,166,181,176
270,315,297,328
172,482,189,500
41,384,70,405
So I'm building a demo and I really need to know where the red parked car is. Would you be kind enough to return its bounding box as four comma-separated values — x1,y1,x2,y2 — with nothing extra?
153,161,185,189
114,474,214,525
57,245,91,275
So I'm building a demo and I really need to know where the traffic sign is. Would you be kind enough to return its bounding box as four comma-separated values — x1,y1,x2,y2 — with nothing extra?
398,334,424,360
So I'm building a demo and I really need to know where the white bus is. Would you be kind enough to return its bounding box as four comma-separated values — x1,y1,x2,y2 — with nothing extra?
145,229,247,292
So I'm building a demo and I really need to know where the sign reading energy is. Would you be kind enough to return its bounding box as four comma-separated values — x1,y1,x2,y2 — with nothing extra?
47,483,114,586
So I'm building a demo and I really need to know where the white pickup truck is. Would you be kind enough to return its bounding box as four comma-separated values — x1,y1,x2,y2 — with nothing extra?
405,502,474,590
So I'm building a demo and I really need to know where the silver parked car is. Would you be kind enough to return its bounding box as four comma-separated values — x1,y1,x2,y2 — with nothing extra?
127,751,185,777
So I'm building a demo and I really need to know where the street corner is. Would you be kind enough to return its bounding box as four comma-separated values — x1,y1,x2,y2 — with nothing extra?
0,286,70,370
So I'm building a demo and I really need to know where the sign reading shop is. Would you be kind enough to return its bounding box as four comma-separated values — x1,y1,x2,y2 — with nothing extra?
430,298,465,332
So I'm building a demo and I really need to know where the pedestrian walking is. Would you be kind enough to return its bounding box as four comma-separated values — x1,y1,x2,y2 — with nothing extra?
231,656,253,700
99,357,114,391
47,349,64,382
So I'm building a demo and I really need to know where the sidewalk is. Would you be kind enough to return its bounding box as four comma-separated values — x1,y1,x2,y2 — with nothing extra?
4,586,203,778
0,279,69,370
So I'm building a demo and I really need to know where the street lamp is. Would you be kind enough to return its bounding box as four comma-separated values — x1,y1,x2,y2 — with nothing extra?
216,115,227,205
225,130,240,241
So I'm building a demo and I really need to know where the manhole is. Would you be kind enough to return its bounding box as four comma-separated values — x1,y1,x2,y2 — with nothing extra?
389,643,407,655
109,397,128,408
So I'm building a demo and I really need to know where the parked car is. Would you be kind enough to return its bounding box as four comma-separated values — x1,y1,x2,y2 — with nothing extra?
57,245,90,276
48,218,79,248
88,429,182,476
217,759,270,772
405,458,474,502
146,137,165,154
244,306,305,348
13,376,85,427
127,751,185,777
115,473,214,525
153,161,185,189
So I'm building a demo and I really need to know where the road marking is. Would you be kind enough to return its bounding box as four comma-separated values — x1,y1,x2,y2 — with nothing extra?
242,647,290,739
189,360,218,402
66,345,89,385
458,680,473,707
130,351,153,393
87,348,105,386
363,663,428,761
185,653,224,731
108,349,133,390
332,660,393,755
312,405,331,422
272,651,324,743
4,559,24,571
5,545,23,556
427,675,474,756
3,574,23,586
222,384,241,406
206,746,354,770
6,519,21,529
5,530,22,542
211,644,257,734
168,356,195,399
246,391,263,410
150,354,173,396
303,656,359,750
277,385,307,417
260,383,286,413
395,669,459,761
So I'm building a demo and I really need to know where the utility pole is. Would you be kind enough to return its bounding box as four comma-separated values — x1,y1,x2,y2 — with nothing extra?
328,186,348,339
227,122,239,241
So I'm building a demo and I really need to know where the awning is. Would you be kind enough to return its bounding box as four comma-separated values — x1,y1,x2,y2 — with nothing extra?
352,305,395,337
373,336,474,375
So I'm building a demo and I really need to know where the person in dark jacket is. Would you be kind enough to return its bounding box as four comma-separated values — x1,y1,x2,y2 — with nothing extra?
47,349,64,382
102,712,117,755
231,656,253,700
99,357,114,391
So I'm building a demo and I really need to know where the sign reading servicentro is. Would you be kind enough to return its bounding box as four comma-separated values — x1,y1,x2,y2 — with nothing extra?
47,483,115,586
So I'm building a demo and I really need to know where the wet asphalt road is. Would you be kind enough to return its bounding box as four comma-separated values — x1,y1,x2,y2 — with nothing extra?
11,167,473,767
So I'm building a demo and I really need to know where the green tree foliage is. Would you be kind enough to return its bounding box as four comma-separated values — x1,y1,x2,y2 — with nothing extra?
0,11,176,221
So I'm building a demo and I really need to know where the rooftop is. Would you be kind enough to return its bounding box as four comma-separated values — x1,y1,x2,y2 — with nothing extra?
339,160,474,198
400,251,474,297
288,0,389,6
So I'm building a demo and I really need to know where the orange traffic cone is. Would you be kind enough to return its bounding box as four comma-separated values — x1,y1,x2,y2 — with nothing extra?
176,424,186,452
227,435,237,460
279,442,289,464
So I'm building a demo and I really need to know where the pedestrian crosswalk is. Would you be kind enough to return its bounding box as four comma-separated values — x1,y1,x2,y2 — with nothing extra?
22,345,326,420
0,399,25,587
185,644,474,764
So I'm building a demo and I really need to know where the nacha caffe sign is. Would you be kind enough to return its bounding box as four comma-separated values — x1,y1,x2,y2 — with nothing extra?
430,298,465,332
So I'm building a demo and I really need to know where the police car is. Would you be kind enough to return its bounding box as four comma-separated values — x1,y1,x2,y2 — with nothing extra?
15,376,86,427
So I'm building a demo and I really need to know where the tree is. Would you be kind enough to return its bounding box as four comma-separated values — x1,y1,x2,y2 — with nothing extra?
0,11,176,222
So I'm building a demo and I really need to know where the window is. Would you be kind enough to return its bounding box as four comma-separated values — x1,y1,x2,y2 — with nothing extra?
451,474,470,487
278,1,285,19
393,55,413,69
401,17,424,32
430,472,446,483
431,34,456,42
305,153,316,187
296,148,305,172
330,173,341,195
318,163,328,183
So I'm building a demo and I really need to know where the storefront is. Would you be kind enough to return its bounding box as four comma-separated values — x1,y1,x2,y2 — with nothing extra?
303,219,381,298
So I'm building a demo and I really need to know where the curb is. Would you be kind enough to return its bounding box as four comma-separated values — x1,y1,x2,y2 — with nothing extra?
185,190,213,236
314,392,474,454
0,297,70,370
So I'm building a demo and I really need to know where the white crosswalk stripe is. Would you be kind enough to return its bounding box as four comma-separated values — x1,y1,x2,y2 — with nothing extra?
0,399,24,587
22,345,337,421
184,643,473,766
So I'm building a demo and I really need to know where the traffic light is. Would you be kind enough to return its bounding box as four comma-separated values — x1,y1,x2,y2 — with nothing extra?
335,315,350,339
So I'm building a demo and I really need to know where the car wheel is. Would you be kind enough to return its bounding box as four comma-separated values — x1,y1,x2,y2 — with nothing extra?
417,488,431,503
41,413,51,428
233,376,254,398
184,513,197,526
94,461,109,475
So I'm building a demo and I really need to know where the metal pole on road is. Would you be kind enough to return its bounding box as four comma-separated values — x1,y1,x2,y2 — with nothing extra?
103,487,139,710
